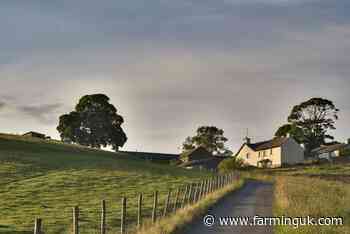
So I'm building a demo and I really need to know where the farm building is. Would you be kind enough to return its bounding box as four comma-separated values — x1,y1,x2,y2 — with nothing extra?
180,146,213,163
180,157,226,171
117,151,179,164
235,136,304,168
311,143,350,161
179,146,227,170
22,131,48,139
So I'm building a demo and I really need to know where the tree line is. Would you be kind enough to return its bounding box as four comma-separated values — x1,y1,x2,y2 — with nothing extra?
57,94,342,157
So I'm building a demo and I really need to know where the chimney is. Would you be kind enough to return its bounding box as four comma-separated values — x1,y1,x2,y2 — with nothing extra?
244,137,251,144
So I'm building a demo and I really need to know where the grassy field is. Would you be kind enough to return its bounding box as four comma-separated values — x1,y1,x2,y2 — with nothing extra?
0,134,209,234
274,176,350,234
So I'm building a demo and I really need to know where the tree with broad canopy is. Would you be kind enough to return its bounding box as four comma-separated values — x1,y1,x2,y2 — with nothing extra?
57,94,127,151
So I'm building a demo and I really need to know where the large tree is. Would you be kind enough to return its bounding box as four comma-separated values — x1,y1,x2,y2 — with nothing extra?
275,123,305,144
275,97,339,154
182,126,231,156
57,94,127,151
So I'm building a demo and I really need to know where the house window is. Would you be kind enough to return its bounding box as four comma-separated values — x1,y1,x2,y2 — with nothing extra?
270,149,273,155
246,153,250,159
263,150,267,157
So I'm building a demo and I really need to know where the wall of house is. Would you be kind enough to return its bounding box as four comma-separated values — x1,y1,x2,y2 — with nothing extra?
334,150,340,157
254,147,282,168
281,138,304,165
237,145,282,167
236,145,259,166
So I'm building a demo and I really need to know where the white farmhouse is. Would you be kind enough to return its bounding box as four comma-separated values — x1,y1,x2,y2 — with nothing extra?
235,136,304,168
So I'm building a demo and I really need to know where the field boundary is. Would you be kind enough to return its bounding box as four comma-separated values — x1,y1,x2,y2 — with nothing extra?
32,172,240,234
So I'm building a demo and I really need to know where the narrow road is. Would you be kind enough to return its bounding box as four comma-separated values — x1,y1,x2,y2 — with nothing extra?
181,180,274,234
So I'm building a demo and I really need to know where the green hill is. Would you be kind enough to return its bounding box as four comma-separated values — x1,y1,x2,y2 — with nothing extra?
0,134,207,234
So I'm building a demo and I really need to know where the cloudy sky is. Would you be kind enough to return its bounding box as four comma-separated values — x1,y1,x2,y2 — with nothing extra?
0,0,349,153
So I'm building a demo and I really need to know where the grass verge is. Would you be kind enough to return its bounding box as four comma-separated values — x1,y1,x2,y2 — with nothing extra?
136,178,245,234
274,176,350,234
241,171,350,233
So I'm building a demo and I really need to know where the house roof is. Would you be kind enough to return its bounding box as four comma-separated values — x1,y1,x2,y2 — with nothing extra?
180,146,212,158
235,137,288,156
312,144,349,154
248,137,288,151
179,157,225,169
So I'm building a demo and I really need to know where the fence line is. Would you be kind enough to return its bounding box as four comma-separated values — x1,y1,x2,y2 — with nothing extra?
31,172,239,234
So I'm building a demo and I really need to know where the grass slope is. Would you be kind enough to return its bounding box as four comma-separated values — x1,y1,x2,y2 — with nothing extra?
0,134,208,234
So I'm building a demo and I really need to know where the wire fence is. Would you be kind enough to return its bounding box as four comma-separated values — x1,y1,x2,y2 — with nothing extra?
31,172,239,234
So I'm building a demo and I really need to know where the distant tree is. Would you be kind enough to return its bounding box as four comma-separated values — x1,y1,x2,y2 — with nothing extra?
182,126,231,156
276,98,339,155
57,94,127,151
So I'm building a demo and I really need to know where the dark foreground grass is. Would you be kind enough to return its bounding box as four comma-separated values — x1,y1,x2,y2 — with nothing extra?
0,134,209,234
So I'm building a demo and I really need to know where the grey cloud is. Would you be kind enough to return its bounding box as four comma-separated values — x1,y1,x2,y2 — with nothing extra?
2,0,350,59
1,0,350,152
17,103,63,124
0,102,6,110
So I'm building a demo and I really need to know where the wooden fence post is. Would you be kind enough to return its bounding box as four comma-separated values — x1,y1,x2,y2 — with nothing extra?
137,194,142,229
205,179,209,195
192,183,198,204
196,183,201,202
209,179,213,193
208,179,211,193
73,206,79,234
121,197,126,234
188,184,193,205
202,180,206,197
181,185,189,208
152,191,158,223
199,181,204,201
211,178,215,192
212,176,216,192
163,189,171,217
173,187,180,212
34,218,42,234
101,200,106,234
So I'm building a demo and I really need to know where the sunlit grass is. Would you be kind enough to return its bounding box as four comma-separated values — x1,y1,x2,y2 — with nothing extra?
274,176,350,234
0,134,209,234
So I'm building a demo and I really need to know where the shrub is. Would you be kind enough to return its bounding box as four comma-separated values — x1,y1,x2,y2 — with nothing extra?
218,157,245,173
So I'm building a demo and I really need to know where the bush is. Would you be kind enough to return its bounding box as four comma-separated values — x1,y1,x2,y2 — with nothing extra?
218,157,245,173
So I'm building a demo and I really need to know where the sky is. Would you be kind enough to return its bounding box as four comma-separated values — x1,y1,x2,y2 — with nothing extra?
0,0,349,153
